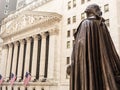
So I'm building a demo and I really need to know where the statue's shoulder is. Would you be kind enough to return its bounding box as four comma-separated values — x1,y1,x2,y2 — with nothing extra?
81,18,92,24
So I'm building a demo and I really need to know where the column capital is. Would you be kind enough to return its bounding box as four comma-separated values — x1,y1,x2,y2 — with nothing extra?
13,41,20,46
40,32,48,38
19,39,26,44
49,29,59,35
32,35,39,40
26,37,32,42
8,43,13,47
2,44,8,49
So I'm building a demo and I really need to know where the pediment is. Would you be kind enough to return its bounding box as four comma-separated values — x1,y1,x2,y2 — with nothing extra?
0,11,62,38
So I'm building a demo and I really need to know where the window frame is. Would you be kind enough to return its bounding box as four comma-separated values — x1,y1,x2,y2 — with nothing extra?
73,0,76,7
68,1,71,10
104,4,109,13
67,17,71,24
67,41,70,49
73,16,76,23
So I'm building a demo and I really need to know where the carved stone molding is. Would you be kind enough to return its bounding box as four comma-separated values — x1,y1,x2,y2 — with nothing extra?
49,29,59,35
32,35,40,40
26,37,33,43
40,32,48,38
2,45,8,49
8,43,13,47
19,39,26,44
13,41,20,46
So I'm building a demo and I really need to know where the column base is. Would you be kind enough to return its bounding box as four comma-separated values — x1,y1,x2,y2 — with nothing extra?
5,78,10,82
40,78,46,82
39,75,47,82
31,77,37,82
16,78,22,82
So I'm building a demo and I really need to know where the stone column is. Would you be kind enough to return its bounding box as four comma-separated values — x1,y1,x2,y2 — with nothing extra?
8,86,12,90
31,35,39,81
24,37,32,75
17,40,25,81
2,86,6,90
47,29,58,80
5,43,13,80
39,32,47,80
0,45,8,78
11,41,19,75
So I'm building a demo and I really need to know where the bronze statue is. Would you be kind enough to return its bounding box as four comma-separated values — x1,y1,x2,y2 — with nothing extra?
68,4,120,90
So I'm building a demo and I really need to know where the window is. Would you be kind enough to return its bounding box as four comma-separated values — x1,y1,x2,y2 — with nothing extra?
81,12,85,20
105,19,110,27
66,72,70,79
81,0,85,4
66,68,70,79
66,57,70,64
73,16,76,23
67,30,70,37
73,29,76,36
4,10,8,15
67,41,70,48
5,4,9,9
68,1,71,10
73,0,76,7
104,4,109,12
67,18,71,24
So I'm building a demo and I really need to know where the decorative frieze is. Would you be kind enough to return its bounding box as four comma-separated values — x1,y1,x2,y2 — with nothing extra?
0,11,62,38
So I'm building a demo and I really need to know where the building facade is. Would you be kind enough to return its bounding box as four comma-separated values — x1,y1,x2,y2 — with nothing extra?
0,0,120,90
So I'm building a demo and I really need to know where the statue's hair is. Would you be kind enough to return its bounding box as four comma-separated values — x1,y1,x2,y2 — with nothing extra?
85,4,102,17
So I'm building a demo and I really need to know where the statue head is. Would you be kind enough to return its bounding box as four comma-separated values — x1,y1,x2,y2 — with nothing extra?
85,4,102,18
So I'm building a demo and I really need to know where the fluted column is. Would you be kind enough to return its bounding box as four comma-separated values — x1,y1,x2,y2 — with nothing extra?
24,37,32,75
31,35,39,81
2,86,6,90
39,32,47,80
17,40,25,81
47,29,58,79
11,41,19,75
0,45,8,77
6,43,13,80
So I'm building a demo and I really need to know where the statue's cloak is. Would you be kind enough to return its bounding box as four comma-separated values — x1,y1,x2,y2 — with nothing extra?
70,17,120,90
